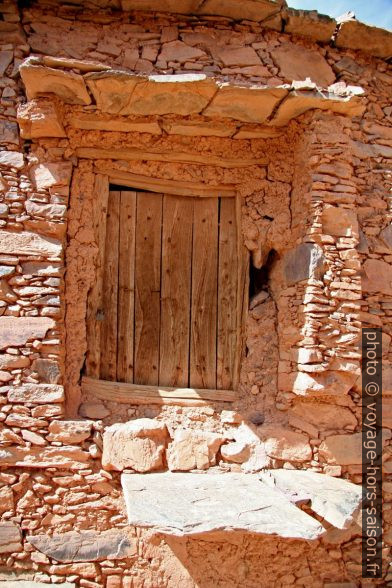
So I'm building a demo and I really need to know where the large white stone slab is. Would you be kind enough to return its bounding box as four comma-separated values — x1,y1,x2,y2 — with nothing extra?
121,472,325,539
260,469,362,529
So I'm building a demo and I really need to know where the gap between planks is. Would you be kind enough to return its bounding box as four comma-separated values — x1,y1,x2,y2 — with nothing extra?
95,167,237,197
82,376,235,406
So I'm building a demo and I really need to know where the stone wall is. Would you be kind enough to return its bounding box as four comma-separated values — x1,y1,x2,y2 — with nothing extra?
0,0,391,585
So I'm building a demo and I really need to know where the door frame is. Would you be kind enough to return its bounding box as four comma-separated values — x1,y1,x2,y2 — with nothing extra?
82,170,249,406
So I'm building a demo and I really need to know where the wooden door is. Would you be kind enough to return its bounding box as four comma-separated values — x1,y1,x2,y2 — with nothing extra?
86,189,243,391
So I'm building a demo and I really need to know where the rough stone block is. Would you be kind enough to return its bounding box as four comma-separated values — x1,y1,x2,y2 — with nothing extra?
0,21,26,45
159,40,206,63
86,72,217,116
0,151,24,169
0,317,55,350
0,446,89,469
214,46,261,67
284,243,325,285
0,522,22,553
17,99,66,139
197,0,282,22
0,120,19,145
0,230,62,258
7,383,63,404
336,19,392,59
283,8,336,43
204,85,287,123
31,358,60,384
289,401,357,434
270,90,365,127
0,51,13,77
0,354,30,369
30,162,73,190
362,259,392,295
128,74,218,116
271,43,335,88
121,0,198,13
319,433,362,465
322,207,358,238
221,441,250,463
258,425,312,462
79,401,110,419
20,61,91,105
47,420,92,443
167,429,225,471
27,529,137,562
289,371,357,397
102,418,169,472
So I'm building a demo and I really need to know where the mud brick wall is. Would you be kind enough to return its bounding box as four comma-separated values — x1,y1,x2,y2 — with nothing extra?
0,0,391,586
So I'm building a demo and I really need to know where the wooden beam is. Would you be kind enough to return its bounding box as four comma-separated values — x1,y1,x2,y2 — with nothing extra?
233,193,249,390
77,147,267,169
117,190,136,383
217,197,238,390
134,193,162,386
190,198,218,389
100,191,120,380
81,376,235,406
85,174,109,378
159,195,193,387
94,166,237,198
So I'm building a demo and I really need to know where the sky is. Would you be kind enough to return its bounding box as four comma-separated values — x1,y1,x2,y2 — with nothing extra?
288,0,392,31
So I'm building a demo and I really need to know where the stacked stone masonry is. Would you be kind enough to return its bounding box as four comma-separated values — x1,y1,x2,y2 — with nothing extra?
0,0,391,585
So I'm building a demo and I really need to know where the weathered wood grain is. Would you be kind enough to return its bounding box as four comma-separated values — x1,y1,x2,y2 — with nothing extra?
217,197,238,390
117,191,136,383
159,195,193,387
234,194,249,390
100,191,120,380
134,193,162,385
82,376,235,406
86,174,109,378
78,147,267,168
190,198,218,389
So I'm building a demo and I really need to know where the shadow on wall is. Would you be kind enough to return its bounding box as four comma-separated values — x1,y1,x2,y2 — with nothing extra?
161,531,351,587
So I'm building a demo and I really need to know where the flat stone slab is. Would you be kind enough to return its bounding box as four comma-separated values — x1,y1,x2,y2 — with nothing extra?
19,62,366,130
259,469,362,529
0,317,54,350
27,529,137,562
0,230,62,258
0,522,22,553
121,472,325,539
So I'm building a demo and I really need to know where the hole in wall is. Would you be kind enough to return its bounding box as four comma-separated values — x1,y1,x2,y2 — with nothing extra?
249,249,277,300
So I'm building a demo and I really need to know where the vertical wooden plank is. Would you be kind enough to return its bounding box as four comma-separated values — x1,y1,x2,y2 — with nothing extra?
217,197,238,390
233,193,249,390
159,195,193,387
86,174,109,378
100,191,120,380
117,191,136,383
134,193,162,385
190,198,218,389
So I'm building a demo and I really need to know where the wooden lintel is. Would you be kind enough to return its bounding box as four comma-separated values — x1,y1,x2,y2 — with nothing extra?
81,376,235,406
94,167,237,197
77,147,267,169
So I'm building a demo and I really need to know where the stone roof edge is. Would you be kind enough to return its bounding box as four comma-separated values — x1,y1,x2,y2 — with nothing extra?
30,1,392,60
281,6,392,61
